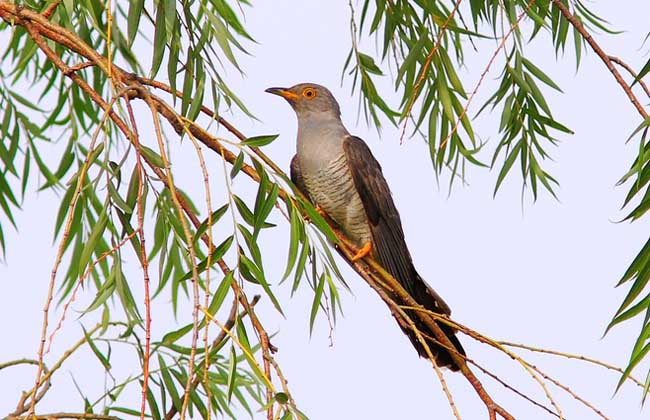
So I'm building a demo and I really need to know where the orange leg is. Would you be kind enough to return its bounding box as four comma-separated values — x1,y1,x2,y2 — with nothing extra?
351,241,372,261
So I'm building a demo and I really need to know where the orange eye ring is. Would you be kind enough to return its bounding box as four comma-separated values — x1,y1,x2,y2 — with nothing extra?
302,88,317,99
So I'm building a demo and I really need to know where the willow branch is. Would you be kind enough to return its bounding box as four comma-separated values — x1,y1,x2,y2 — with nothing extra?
550,0,647,118
608,55,650,99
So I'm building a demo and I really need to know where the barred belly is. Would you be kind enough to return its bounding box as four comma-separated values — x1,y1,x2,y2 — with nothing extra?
303,154,372,247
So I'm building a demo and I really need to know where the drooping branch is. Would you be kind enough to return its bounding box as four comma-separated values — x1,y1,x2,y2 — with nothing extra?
608,55,650,100
550,0,648,119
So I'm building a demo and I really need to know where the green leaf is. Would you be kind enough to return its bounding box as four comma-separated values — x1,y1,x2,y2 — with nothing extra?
193,203,229,244
230,152,245,178
146,386,162,420
275,392,289,404
292,242,310,295
281,206,303,281
241,134,279,148
179,236,234,281
207,271,234,318
139,145,166,168
358,52,383,75
127,0,145,45
239,252,283,315
309,273,326,335
82,326,111,370
606,293,650,334
633,58,650,87
78,209,109,274
227,345,237,402
161,323,194,345
522,58,563,92
151,4,167,78
494,141,523,196
158,356,182,410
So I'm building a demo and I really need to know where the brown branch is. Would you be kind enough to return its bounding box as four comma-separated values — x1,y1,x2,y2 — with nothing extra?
41,0,61,19
608,55,650,99
135,76,288,183
140,90,202,420
417,310,608,420
527,362,609,420
245,299,273,420
46,229,139,354
469,361,560,419
3,360,51,418
550,0,648,118
125,99,153,420
8,324,113,418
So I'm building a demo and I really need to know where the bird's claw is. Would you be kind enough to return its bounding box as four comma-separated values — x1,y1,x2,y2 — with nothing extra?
351,242,372,261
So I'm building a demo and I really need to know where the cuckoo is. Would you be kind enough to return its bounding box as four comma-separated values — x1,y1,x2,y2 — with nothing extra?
266,83,465,370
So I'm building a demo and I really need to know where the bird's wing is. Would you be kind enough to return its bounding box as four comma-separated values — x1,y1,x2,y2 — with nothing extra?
290,154,309,199
342,135,451,315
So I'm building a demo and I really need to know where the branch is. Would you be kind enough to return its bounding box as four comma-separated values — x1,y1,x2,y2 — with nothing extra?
550,0,648,118
608,55,650,100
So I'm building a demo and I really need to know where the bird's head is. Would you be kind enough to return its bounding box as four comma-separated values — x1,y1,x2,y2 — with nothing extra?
265,83,341,119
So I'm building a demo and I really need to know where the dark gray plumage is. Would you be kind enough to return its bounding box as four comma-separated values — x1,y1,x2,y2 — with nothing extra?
267,83,465,370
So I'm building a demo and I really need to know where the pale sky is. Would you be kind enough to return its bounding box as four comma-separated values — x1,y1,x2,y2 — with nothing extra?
2,1,650,419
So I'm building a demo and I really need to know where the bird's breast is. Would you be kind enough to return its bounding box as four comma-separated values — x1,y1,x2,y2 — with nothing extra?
301,153,372,247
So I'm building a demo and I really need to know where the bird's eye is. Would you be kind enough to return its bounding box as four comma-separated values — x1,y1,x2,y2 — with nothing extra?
302,88,317,99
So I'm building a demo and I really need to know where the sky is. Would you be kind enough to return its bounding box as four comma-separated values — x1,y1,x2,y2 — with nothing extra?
2,1,650,419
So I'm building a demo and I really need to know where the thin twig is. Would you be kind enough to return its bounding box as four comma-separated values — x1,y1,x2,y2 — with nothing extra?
40,0,61,19
608,55,650,99
550,0,647,118
125,99,153,420
500,341,644,388
469,360,560,419
9,324,109,417
46,229,139,354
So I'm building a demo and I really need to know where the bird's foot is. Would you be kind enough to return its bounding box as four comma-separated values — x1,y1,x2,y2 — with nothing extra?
351,241,372,261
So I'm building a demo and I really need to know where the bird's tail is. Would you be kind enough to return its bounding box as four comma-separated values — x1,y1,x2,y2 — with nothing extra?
401,273,466,371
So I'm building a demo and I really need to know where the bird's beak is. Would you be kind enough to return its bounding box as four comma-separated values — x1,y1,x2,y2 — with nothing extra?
265,87,300,101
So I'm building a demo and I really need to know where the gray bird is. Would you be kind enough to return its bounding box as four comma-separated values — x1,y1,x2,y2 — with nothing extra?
266,83,465,370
